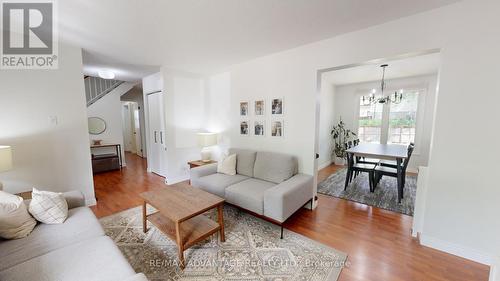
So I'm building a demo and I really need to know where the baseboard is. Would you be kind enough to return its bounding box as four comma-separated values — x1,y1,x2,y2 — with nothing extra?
406,167,418,173
85,197,97,206
166,176,189,185
420,234,494,265
318,161,333,170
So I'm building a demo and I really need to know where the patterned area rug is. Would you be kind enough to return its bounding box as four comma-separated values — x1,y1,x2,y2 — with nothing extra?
100,205,347,281
318,168,417,216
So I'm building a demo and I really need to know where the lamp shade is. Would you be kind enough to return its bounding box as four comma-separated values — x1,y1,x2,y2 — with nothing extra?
0,146,13,172
197,133,217,147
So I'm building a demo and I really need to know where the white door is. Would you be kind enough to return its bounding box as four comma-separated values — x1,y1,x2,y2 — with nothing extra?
147,92,166,176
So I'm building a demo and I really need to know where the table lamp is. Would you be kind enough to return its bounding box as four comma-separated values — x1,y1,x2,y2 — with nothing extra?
0,145,13,191
197,133,217,162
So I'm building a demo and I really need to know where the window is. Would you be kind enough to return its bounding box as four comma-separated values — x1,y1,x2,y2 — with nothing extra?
358,98,383,143
358,90,421,145
388,91,418,144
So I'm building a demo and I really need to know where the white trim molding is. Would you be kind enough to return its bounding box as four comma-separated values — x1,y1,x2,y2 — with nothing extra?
165,176,189,185
318,160,333,170
489,257,500,281
412,166,429,237
420,234,494,266
85,197,97,207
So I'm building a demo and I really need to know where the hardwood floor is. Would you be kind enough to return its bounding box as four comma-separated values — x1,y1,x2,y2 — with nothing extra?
90,152,167,218
91,153,489,281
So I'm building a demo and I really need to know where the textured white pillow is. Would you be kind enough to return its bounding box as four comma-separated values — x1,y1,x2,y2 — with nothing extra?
29,188,68,224
0,191,37,239
217,154,237,176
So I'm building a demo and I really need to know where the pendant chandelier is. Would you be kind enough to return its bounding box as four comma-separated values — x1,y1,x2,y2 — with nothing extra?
362,64,403,105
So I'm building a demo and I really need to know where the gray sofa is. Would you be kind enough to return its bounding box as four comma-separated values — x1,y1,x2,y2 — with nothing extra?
190,148,313,236
0,191,147,281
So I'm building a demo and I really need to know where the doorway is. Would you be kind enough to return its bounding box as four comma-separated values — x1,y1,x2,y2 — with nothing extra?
314,49,441,218
122,102,143,157
121,86,147,159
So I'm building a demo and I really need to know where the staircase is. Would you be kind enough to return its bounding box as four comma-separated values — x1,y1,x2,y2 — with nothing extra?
84,76,123,106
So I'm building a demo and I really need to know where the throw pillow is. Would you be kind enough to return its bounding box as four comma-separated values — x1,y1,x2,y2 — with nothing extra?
29,188,68,224
0,191,37,239
217,154,237,176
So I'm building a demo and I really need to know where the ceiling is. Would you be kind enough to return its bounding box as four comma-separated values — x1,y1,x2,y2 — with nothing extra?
323,52,441,85
58,0,459,81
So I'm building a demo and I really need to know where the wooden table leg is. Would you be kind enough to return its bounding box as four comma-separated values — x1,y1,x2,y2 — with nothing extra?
175,221,185,269
396,158,403,203
142,201,147,233
217,204,225,242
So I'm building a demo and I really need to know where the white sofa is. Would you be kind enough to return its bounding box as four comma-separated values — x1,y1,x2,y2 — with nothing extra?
190,148,314,237
0,191,147,281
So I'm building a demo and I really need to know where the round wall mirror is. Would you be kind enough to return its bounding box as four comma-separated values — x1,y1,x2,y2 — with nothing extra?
88,117,106,135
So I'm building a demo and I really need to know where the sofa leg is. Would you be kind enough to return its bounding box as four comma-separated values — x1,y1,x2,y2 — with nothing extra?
310,198,313,209
280,225,284,239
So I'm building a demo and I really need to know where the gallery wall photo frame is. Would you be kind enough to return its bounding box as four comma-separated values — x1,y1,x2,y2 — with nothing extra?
240,101,249,117
253,120,266,136
254,99,265,116
270,119,284,138
240,120,250,136
271,97,284,116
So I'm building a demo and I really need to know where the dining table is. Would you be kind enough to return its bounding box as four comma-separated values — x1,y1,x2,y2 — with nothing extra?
345,143,408,202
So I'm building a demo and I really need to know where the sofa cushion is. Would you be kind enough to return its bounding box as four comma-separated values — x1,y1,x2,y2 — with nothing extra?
0,236,136,281
29,188,69,224
225,178,276,215
0,207,105,271
217,153,237,175
0,191,36,239
192,173,248,198
253,151,298,184
229,148,257,177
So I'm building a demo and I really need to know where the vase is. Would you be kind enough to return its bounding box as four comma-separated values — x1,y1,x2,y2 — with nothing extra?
335,157,346,166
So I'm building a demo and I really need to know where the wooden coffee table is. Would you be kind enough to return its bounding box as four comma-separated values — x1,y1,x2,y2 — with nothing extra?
140,183,225,269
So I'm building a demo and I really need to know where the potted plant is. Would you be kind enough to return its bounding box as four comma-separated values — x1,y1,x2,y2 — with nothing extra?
331,118,356,165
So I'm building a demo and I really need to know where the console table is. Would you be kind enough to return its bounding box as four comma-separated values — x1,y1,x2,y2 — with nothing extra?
90,144,122,173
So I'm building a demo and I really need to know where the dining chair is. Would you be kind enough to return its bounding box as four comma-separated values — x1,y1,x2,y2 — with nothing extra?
345,152,376,192
373,144,415,194
379,142,415,168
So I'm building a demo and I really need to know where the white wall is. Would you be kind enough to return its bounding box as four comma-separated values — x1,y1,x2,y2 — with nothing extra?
87,82,134,166
0,44,95,204
318,79,335,168
162,70,206,183
212,0,500,269
204,72,232,160
227,57,316,174
142,71,206,183
331,74,437,171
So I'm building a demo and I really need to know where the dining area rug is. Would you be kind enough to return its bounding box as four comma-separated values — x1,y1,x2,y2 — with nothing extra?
318,168,417,216
100,205,347,280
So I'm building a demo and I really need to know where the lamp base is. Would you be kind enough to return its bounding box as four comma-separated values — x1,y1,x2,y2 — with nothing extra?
201,148,211,162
